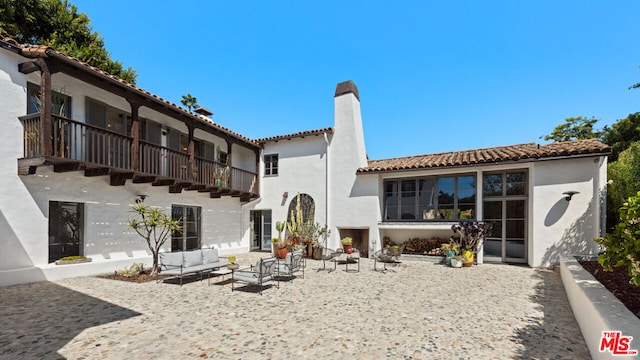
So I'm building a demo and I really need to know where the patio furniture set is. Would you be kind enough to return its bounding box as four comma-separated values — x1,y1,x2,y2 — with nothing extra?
156,246,403,294
157,248,305,295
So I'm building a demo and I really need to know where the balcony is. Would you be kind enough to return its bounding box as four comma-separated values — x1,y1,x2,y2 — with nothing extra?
19,113,259,201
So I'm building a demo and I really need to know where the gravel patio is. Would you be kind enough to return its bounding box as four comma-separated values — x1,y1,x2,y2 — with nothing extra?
0,253,589,359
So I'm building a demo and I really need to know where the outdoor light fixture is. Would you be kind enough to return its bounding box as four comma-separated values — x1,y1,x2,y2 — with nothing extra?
282,192,288,198
563,191,579,201
136,194,148,203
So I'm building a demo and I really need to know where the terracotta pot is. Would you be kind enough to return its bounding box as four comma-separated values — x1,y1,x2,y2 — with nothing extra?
462,261,473,267
278,247,290,260
343,244,353,254
306,242,313,258
313,247,322,260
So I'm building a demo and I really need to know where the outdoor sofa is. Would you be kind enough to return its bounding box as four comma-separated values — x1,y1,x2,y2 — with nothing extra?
158,248,229,286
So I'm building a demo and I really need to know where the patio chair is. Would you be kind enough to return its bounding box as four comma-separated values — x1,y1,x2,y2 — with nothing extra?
232,257,279,295
274,249,304,281
372,246,403,273
318,247,340,272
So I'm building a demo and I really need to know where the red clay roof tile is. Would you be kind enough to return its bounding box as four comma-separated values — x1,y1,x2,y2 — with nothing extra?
255,127,334,144
358,139,610,173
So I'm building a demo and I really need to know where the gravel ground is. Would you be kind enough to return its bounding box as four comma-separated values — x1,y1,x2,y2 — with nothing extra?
0,253,589,359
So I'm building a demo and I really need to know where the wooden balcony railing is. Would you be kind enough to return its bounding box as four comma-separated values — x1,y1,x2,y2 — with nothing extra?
19,113,259,196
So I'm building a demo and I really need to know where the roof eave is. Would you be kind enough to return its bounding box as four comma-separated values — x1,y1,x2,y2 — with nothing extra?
5,42,260,150
357,151,610,175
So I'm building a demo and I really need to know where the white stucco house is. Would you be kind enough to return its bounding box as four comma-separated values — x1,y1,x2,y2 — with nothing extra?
0,35,610,286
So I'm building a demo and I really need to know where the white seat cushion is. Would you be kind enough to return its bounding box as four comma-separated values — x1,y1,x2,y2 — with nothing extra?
183,250,203,267
202,248,219,264
160,252,183,267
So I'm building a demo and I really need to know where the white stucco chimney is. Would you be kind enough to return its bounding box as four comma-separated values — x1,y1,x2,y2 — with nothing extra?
333,80,367,167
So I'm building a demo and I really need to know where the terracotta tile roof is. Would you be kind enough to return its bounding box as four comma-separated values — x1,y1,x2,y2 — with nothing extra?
255,127,334,144
358,139,610,173
0,35,258,148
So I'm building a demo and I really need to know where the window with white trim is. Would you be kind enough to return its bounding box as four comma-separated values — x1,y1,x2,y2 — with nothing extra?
264,154,278,176
383,174,476,221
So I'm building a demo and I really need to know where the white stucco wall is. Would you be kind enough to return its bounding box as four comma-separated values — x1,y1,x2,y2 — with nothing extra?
0,165,246,286
0,49,41,275
530,157,605,267
0,48,252,286
245,135,329,245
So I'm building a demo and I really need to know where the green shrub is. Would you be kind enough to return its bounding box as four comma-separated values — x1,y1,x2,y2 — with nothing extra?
58,255,87,261
117,262,145,278
595,191,640,287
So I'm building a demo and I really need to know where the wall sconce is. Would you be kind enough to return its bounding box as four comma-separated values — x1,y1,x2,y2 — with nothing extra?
563,191,579,201
282,192,288,198
136,194,148,204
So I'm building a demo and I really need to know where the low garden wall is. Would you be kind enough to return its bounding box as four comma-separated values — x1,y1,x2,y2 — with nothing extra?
560,255,640,360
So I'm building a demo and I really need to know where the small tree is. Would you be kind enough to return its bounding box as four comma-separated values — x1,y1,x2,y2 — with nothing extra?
596,191,640,287
127,203,181,276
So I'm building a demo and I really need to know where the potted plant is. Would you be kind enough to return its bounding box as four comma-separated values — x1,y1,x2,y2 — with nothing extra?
341,237,353,254
271,238,279,257
451,221,492,267
450,255,464,268
311,223,331,260
441,242,459,265
461,247,474,267
300,220,316,257
227,255,239,269
270,221,287,258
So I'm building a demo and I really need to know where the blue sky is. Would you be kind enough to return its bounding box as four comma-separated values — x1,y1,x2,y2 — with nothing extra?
71,0,640,160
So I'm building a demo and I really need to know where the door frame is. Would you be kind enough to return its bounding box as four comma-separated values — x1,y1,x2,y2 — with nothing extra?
250,210,272,251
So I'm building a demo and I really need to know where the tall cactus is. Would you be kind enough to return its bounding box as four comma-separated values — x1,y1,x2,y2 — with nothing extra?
287,193,304,238
275,221,285,240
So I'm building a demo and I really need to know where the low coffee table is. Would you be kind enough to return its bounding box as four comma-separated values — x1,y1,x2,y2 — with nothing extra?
208,264,250,285
334,252,360,273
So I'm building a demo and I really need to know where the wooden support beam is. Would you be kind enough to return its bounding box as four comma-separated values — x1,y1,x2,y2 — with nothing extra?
53,162,81,173
169,182,190,193
109,172,133,186
187,125,196,183
132,175,156,183
128,100,141,172
18,61,40,74
40,59,52,157
210,191,222,199
185,184,206,191
18,166,38,175
84,167,110,177
152,179,175,186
